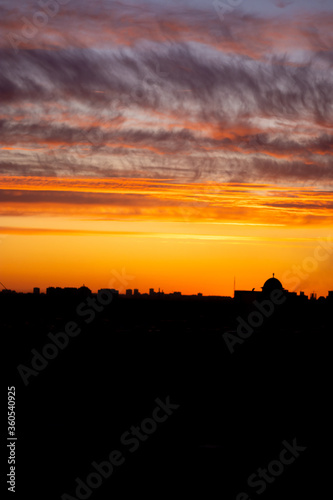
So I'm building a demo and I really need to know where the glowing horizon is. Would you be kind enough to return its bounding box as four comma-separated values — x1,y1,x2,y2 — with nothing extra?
1,0,333,297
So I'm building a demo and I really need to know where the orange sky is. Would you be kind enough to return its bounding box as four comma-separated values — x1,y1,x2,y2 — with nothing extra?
1,1,333,296
1,176,332,296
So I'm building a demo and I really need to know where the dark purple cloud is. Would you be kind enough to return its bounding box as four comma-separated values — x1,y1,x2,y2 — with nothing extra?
0,2,333,188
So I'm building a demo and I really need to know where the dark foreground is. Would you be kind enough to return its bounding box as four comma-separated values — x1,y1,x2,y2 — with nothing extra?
3,293,330,499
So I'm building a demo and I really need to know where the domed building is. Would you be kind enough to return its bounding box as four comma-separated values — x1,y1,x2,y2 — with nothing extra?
234,273,289,304
234,273,308,305
262,274,284,295
78,285,92,299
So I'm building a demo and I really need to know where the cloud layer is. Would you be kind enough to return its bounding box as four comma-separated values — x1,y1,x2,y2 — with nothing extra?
1,0,333,225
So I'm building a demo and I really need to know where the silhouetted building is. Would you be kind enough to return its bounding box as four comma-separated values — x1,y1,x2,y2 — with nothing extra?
234,273,307,305
261,274,285,296
126,289,132,297
33,287,40,294
134,289,140,296
77,285,91,299
46,286,91,298
47,286,79,296
299,291,308,301
234,289,260,304
98,288,119,296
149,288,155,296
64,287,78,295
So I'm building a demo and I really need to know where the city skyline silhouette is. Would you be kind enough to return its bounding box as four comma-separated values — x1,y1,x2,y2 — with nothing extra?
2,272,332,301
2,0,331,498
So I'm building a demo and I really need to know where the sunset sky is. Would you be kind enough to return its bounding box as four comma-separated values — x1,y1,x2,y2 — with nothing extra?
1,0,333,296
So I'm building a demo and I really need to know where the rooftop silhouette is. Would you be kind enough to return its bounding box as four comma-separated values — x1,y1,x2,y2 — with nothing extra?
1,274,332,302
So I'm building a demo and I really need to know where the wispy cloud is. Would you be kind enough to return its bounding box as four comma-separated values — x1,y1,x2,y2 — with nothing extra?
0,176,332,226
1,43,333,185
1,0,333,226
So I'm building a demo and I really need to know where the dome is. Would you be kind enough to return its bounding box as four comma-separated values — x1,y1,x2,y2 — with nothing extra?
262,275,283,293
78,285,92,297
